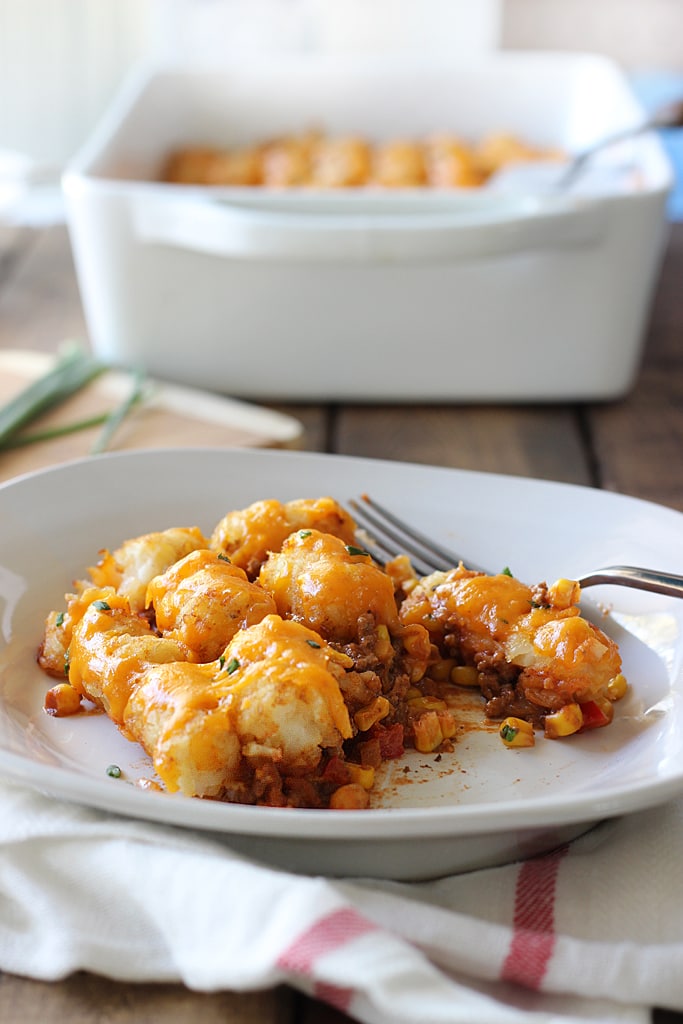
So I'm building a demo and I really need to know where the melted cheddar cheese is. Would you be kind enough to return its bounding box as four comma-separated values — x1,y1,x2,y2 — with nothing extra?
146,549,277,661
210,497,356,578
124,615,353,798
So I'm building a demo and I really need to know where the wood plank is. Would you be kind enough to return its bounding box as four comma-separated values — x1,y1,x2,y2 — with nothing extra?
0,974,294,1024
334,404,592,484
297,996,354,1024
588,225,683,512
0,226,88,353
271,404,329,454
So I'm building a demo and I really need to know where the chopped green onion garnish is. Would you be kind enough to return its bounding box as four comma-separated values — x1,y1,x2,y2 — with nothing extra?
217,553,231,562
299,530,312,538
501,567,513,577
226,658,240,675
91,369,147,455
106,764,122,778
92,600,111,611
0,344,104,450
346,544,370,557
306,639,321,649
55,612,65,628
500,724,518,742
3,412,110,449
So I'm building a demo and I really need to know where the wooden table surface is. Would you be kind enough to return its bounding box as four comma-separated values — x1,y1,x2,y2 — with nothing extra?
0,222,681,1023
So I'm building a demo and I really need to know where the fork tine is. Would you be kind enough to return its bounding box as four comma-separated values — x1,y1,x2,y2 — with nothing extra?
349,497,683,599
348,495,460,575
353,524,438,578
350,522,403,569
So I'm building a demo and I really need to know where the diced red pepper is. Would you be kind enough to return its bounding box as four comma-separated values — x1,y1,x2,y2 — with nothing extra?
579,699,613,731
321,756,351,786
370,722,405,760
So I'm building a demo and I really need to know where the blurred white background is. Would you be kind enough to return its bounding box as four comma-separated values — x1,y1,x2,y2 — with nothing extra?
0,0,681,167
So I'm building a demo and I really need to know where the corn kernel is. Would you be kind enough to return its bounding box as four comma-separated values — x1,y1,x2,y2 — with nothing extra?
44,683,82,717
345,763,375,790
450,665,479,687
375,623,393,659
428,658,456,682
413,711,443,753
403,628,431,657
437,709,458,740
548,577,581,609
329,783,370,810
544,702,584,739
499,717,535,748
354,695,391,732
405,686,423,701
607,673,628,701
407,695,448,713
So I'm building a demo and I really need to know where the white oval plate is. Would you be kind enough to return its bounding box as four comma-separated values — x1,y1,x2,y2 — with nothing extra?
1,448,682,879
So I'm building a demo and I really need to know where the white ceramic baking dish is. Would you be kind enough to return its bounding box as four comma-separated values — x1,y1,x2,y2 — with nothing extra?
62,52,673,401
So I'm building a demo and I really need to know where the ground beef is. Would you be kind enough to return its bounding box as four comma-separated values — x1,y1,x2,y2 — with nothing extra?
334,612,383,671
483,685,547,728
530,582,551,607
331,612,415,714
337,670,382,714
220,757,344,809
440,619,550,727
284,777,323,809
382,666,411,708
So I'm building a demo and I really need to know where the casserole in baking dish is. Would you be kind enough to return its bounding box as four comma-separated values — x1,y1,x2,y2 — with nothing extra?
63,52,672,401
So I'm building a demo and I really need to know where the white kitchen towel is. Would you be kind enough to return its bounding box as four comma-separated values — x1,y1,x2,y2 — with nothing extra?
1,779,681,1024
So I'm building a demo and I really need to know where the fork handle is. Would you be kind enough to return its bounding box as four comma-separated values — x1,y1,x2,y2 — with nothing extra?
578,565,683,598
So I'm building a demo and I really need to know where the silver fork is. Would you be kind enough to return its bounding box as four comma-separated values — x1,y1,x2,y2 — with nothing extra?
348,495,683,599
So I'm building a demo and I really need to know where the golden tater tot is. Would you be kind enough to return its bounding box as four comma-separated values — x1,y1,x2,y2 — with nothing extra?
259,529,401,644
261,132,321,187
310,137,372,188
146,548,276,661
371,140,427,187
203,147,264,186
89,526,208,612
477,132,563,177
124,615,352,798
162,147,222,185
424,134,485,188
67,593,189,724
210,496,356,579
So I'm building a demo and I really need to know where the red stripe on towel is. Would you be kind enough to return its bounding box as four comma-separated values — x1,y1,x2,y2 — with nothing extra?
314,981,357,1011
277,907,377,1013
501,844,568,989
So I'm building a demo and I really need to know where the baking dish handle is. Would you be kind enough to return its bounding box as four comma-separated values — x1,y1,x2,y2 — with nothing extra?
133,194,609,262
